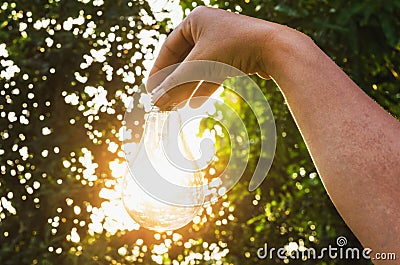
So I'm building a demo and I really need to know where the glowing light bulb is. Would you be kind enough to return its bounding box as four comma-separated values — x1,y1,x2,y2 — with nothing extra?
122,110,205,232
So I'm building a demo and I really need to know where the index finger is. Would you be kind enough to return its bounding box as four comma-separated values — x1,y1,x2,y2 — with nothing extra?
147,18,195,92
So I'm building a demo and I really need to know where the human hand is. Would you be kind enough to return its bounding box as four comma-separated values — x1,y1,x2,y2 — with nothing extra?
146,6,285,109
148,6,400,259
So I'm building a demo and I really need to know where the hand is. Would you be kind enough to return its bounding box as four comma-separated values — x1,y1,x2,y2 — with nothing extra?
146,6,284,109
149,6,400,259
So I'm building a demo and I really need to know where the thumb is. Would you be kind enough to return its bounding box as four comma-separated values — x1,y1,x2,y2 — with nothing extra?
149,60,234,110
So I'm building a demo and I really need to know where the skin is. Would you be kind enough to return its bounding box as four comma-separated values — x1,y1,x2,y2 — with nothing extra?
147,6,400,263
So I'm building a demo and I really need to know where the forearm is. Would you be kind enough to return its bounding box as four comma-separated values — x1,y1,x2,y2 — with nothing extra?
265,28,400,260
149,7,399,258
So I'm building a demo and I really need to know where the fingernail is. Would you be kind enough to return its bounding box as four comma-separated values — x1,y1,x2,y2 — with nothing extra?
151,84,161,93
152,87,165,101
152,87,170,106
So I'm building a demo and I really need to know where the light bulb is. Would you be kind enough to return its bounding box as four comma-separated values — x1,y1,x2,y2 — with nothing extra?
122,109,205,232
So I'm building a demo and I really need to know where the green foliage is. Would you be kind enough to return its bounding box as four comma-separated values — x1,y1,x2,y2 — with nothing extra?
0,0,399,264
193,0,399,264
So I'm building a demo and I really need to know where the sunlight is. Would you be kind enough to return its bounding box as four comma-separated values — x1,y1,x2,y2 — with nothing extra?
114,110,206,231
80,0,223,242
99,99,221,232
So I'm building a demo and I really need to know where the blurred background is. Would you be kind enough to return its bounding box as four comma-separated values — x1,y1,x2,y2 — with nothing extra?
0,0,399,264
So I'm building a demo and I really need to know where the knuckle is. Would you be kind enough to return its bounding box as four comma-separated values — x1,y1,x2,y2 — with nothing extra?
192,6,208,14
188,6,209,19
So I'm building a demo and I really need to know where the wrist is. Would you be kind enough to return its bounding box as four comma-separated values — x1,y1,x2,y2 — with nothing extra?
258,23,316,80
